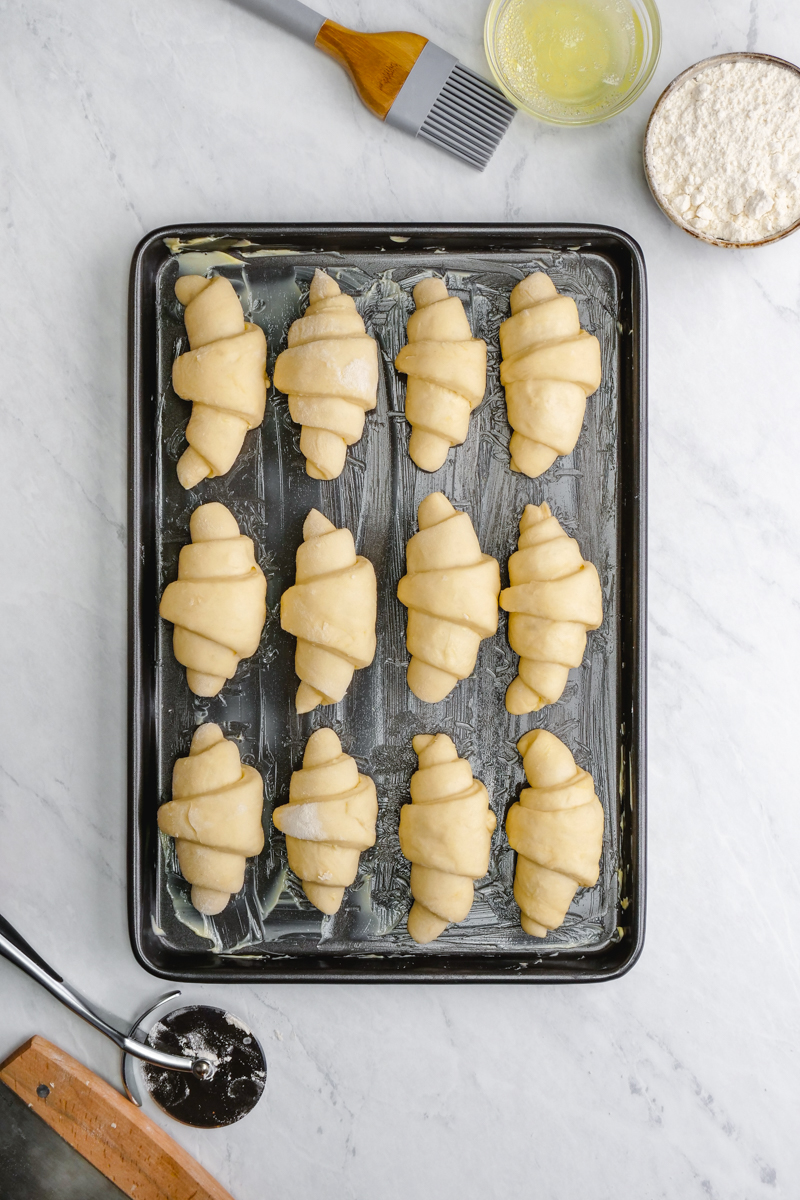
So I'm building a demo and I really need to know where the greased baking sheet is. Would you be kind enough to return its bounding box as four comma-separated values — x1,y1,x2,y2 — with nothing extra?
129,224,646,983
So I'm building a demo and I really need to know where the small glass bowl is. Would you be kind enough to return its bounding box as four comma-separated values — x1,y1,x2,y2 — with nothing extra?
643,52,800,248
484,0,662,126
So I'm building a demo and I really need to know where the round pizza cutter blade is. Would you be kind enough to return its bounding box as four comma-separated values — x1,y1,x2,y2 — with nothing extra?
137,1004,267,1128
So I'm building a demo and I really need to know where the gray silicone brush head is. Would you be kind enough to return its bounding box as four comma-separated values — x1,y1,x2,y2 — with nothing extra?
385,42,516,170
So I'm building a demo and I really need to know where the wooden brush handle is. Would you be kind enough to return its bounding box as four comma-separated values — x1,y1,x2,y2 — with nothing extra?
235,0,428,120
315,22,427,119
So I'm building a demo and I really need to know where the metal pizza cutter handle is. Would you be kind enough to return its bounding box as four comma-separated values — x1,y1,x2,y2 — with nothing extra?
0,912,266,1127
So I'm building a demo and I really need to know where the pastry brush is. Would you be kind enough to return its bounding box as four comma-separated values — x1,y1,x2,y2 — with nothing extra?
229,0,516,169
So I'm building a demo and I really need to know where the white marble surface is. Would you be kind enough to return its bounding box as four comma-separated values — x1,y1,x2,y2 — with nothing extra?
1,0,799,1196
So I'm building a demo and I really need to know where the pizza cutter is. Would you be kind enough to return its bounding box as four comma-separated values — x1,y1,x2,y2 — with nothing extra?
0,913,266,1128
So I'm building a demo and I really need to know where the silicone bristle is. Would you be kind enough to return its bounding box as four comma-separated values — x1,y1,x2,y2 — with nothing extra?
418,63,516,170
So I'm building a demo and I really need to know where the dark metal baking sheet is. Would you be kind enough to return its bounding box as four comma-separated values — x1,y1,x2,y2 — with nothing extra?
128,224,646,983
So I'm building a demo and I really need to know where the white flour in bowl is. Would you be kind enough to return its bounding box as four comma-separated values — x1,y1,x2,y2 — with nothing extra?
646,58,800,244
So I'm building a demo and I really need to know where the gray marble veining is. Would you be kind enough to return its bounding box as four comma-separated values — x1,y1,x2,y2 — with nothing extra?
1,1,798,1197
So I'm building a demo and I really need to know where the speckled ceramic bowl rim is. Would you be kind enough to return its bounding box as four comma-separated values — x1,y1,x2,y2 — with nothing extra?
643,51,800,248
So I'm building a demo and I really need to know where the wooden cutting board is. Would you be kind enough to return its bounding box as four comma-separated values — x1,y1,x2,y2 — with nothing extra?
0,1036,236,1200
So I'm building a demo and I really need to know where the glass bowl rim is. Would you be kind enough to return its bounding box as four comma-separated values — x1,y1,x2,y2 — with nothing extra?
483,0,663,126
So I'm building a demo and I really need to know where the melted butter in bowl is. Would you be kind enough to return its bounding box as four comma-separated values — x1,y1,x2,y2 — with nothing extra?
484,0,661,124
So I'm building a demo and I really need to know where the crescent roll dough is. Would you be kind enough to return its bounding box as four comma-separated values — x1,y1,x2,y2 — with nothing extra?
273,269,379,480
394,277,487,472
499,272,601,478
280,509,377,713
399,734,496,944
500,503,602,714
158,723,265,916
506,730,604,936
397,493,501,703
159,502,267,697
272,728,378,915
172,275,268,489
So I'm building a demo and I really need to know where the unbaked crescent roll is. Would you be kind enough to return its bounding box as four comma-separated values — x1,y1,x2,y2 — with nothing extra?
394,277,487,472
172,275,268,489
272,728,378,915
506,730,604,936
500,503,602,714
159,502,267,697
499,272,601,478
273,269,379,480
158,723,265,916
399,733,496,944
280,509,377,713
397,493,500,703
